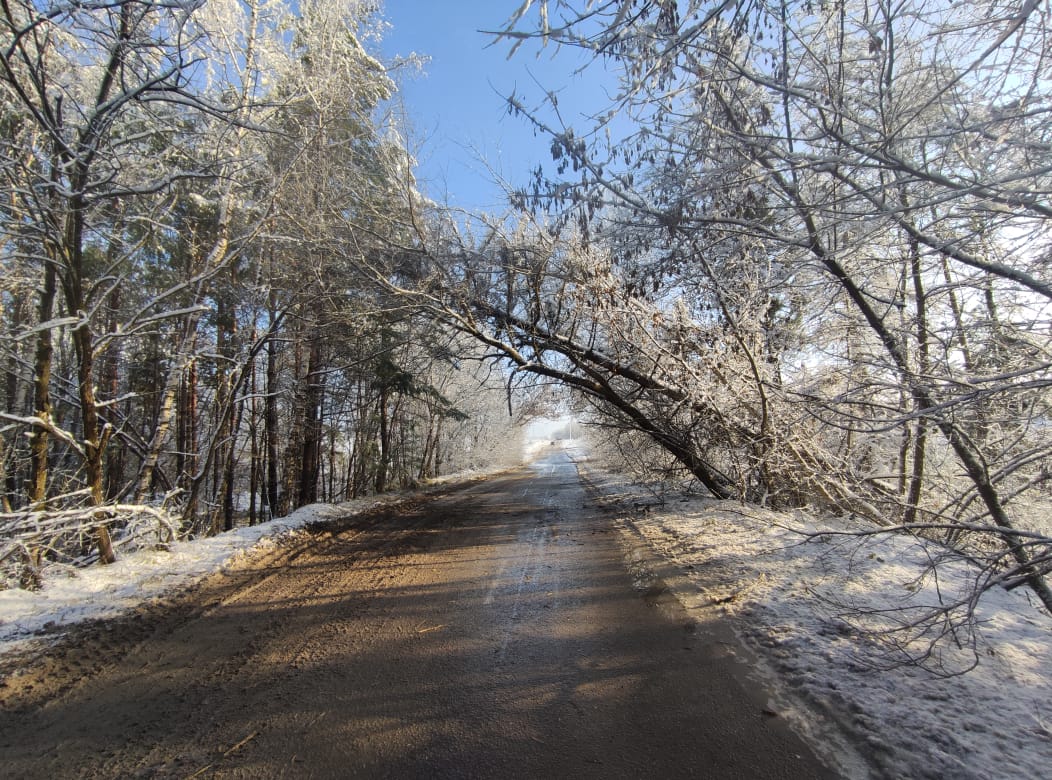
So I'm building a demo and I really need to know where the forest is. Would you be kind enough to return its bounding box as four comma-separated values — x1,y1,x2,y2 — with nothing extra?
2,0,1051,620
0,0,523,577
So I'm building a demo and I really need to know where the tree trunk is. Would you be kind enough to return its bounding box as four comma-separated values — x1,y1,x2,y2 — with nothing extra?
28,259,57,508
939,257,973,371
419,410,437,480
281,336,303,513
265,331,280,518
903,233,929,526
327,417,336,502
434,418,443,477
5,296,25,509
138,333,197,504
70,305,115,564
297,332,324,506
248,347,259,525
213,279,237,533
375,385,390,494
102,282,124,499
219,394,243,532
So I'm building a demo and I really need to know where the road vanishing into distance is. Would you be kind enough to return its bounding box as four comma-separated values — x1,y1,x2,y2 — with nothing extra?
0,451,838,778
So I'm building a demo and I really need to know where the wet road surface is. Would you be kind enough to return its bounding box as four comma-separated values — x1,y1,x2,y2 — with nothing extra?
0,451,838,778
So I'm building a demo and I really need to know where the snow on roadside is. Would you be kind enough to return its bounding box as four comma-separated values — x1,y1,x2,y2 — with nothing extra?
0,492,417,657
572,456,1052,780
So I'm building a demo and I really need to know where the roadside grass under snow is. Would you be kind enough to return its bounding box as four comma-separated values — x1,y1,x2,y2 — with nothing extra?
568,446,1052,780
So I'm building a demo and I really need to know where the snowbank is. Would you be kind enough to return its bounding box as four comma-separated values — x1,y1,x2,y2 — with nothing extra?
0,494,409,656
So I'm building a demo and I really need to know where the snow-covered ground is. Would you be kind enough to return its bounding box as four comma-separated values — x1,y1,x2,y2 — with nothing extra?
566,444,1052,780
3,444,1049,779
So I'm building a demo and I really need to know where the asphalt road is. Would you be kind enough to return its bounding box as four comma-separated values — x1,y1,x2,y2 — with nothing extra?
0,451,839,778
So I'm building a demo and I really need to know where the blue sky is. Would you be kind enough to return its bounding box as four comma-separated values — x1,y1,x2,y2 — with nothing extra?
376,2,611,212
